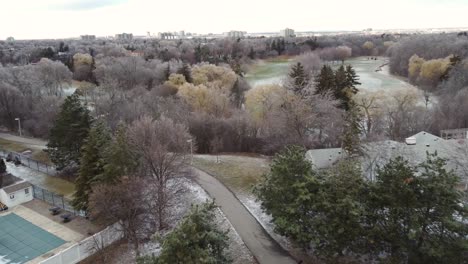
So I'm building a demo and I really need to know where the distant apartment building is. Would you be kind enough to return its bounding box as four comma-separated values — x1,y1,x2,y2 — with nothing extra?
280,28,295,38
80,35,96,41
226,30,247,38
115,33,133,41
158,32,176,39
157,31,186,40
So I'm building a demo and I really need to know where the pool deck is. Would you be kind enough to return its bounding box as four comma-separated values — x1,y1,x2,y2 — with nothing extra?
0,201,90,264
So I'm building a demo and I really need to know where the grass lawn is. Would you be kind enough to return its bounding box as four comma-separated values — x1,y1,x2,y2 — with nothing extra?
0,138,51,165
193,154,270,195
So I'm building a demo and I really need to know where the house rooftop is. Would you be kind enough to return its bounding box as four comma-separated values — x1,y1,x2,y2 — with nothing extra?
0,174,22,188
306,131,468,186
2,181,32,194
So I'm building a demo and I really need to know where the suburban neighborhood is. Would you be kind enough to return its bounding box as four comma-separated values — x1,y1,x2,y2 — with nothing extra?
1,0,468,263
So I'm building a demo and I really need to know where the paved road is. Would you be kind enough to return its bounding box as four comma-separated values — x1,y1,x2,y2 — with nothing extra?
0,133,47,150
193,168,296,264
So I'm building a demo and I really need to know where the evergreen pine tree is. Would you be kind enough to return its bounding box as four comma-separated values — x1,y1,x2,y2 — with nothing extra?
0,159,5,188
367,154,468,263
334,65,353,110
231,77,243,108
177,63,192,83
280,39,286,54
271,40,277,53
98,124,138,183
138,201,231,264
314,65,336,95
0,159,6,174
46,94,92,170
72,120,111,212
341,102,364,157
345,65,360,94
254,145,320,247
288,62,308,95
195,44,202,63
163,64,171,81
248,47,255,60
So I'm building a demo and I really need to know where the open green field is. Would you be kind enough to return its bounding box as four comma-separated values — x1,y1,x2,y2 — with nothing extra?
245,56,417,92
244,58,291,87
193,154,270,194
344,57,416,92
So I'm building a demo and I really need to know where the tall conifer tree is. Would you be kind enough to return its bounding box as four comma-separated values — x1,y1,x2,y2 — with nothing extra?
46,94,91,170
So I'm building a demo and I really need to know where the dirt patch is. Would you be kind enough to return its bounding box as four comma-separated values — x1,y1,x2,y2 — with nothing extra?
79,239,135,264
21,199,105,235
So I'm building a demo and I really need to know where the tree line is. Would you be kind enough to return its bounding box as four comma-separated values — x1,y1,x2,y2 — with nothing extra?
255,146,468,264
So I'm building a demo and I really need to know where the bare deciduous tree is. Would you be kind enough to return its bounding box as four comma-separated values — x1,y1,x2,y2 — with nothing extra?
127,116,192,230
89,178,149,256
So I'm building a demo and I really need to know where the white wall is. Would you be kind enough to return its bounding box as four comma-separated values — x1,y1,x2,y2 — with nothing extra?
39,223,123,264
0,185,33,208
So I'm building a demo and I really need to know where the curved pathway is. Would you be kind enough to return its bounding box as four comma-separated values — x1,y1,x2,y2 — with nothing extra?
193,167,296,264
1,133,296,263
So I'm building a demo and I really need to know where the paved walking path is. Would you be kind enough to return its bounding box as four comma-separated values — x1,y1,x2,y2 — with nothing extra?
193,168,296,264
0,133,47,150
0,133,296,263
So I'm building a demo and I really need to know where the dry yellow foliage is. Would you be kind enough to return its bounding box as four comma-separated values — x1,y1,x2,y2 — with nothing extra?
244,84,286,124
177,82,230,117
166,73,187,87
191,64,237,93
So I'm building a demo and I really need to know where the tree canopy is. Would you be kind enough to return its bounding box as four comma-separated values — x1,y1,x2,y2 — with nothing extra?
72,120,111,212
138,201,231,264
255,147,468,263
46,93,91,170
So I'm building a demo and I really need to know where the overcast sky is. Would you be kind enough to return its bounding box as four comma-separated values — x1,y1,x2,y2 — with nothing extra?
1,0,468,39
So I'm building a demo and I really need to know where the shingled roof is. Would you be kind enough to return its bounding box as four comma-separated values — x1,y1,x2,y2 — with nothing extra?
306,131,468,186
2,181,32,194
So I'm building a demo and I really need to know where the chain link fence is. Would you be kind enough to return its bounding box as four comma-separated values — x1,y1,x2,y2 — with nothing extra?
0,148,57,176
32,185,84,217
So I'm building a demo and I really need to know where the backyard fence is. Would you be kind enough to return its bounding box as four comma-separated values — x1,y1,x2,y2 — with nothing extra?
32,185,84,217
38,222,123,264
0,148,57,176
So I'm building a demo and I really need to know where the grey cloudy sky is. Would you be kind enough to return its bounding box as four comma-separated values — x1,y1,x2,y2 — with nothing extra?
1,0,468,39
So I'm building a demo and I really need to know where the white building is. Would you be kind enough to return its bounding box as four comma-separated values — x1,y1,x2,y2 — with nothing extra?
115,33,133,41
280,28,295,38
80,35,96,41
226,31,247,38
0,174,32,208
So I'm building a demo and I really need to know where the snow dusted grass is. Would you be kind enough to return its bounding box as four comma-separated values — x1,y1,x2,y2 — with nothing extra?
5,162,75,197
193,154,311,261
101,177,255,264
172,178,255,264
240,195,293,250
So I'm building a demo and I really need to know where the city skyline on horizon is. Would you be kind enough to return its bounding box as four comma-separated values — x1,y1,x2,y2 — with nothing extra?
1,0,468,40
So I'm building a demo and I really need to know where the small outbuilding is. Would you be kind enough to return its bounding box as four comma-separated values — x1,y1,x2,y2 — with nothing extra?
0,174,33,208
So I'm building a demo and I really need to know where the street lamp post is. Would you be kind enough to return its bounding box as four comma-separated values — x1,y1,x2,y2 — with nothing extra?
187,139,193,165
14,118,22,137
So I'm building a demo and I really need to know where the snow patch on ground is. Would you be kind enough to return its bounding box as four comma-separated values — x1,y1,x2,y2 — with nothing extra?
4,162,75,197
129,178,254,264
239,194,293,251
214,207,254,264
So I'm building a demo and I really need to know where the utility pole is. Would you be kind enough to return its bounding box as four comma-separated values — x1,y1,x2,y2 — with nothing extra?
14,118,22,137
187,139,193,165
